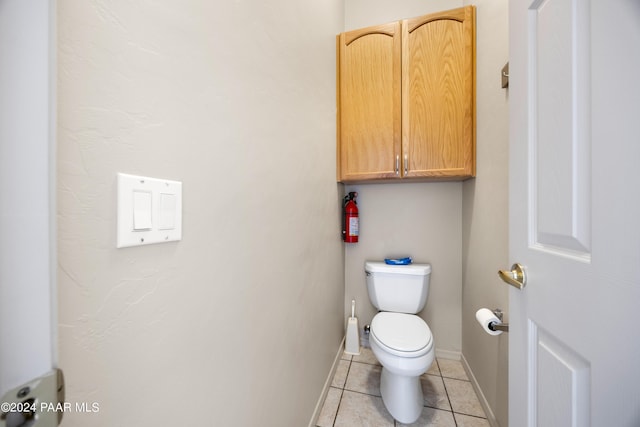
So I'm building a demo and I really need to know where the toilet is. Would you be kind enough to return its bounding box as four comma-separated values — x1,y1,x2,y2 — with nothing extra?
365,261,434,424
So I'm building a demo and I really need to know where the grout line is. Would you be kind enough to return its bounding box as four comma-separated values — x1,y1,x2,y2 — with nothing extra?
351,359,380,367
439,360,460,427
441,375,472,382
454,412,489,420
451,411,492,426
442,376,489,418
330,357,351,427
340,388,382,399
343,357,353,389
330,387,345,427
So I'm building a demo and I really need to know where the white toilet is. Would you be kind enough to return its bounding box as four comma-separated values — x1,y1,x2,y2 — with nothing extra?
365,261,435,424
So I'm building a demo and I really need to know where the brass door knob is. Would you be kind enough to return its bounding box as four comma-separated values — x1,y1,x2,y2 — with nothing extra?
498,263,526,289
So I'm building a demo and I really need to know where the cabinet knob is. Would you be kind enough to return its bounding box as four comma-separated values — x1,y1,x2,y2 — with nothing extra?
404,154,408,175
395,155,400,175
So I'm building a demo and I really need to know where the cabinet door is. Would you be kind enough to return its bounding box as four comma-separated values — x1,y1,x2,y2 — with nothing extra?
338,22,401,182
402,6,475,179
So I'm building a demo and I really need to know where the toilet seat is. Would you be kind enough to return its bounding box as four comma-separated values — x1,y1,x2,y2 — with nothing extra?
370,312,433,358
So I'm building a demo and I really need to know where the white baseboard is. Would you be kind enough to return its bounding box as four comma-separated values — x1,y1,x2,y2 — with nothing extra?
435,348,461,360
307,336,345,427
460,353,500,427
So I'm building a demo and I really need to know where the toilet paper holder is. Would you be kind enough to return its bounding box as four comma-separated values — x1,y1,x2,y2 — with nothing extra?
489,309,509,333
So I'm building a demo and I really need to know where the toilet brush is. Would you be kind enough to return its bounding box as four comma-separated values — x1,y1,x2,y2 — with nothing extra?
345,299,361,355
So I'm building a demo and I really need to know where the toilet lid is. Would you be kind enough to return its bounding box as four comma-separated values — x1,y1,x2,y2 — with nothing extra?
371,312,432,354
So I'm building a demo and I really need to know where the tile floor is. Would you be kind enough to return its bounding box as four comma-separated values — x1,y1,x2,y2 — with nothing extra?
316,347,490,427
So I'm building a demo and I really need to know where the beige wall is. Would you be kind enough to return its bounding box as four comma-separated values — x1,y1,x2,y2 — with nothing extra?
343,0,464,356
344,183,463,354
345,0,460,30
57,1,344,426
461,1,510,426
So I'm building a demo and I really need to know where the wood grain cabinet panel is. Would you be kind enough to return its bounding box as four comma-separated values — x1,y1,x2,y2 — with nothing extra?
337,6,475,182
337,22,401,182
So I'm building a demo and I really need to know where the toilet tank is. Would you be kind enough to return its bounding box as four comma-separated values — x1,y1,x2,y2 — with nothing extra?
365,261,432,314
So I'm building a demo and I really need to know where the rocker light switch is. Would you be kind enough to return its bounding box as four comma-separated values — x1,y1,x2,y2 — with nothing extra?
133,190,152,230
117,173,182,248
158,193,176,230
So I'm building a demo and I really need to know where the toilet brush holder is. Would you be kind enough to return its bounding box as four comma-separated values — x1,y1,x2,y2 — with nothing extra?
345,300,361,355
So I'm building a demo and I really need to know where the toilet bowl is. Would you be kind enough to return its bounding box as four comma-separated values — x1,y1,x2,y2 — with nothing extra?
369,311,435,424
364,261,434,424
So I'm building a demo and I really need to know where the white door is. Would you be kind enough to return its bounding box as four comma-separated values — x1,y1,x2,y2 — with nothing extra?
509,0,640,426
0,0,60,426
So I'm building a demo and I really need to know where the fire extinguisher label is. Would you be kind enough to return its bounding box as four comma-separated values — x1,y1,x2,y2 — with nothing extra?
348,217,359,236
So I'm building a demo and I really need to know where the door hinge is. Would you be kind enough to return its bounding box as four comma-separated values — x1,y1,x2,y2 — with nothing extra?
0,368,65,427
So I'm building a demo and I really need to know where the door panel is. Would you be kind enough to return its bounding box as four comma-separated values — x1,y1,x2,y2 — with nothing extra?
510,0,640,426
530,0,591,257
531,322,590,427
0,0,56,396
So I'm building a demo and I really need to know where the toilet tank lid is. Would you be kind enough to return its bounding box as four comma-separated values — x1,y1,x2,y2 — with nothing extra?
365,261,431,276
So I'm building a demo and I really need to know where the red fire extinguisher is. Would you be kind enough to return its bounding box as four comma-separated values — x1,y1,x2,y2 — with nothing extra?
342,192,359,243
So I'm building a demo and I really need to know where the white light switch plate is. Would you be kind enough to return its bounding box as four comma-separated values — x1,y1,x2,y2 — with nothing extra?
117,173,182,248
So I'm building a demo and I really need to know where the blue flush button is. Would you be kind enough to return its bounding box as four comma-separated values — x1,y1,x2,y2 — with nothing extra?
384,257,412,265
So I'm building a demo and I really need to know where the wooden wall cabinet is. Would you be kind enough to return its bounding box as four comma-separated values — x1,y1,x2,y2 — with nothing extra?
337,6,476,183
